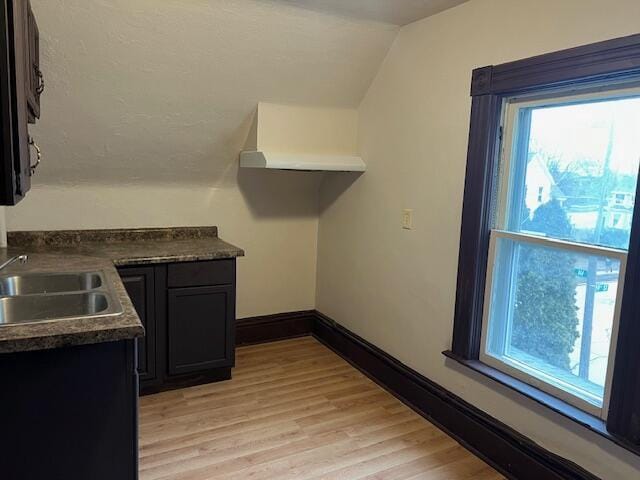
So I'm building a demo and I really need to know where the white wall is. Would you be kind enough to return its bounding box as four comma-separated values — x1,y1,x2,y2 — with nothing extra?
6,0,398,318
316,0,640,478
8,177,320,319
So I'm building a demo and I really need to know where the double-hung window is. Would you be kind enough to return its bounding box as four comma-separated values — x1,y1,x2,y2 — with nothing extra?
482,86,640,418
447,33,640,452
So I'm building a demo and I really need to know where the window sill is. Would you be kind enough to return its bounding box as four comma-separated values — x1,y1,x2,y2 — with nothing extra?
442,350,640,456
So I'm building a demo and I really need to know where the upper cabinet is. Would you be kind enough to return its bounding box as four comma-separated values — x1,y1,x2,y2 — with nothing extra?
0,0,42,206
25,1,41,123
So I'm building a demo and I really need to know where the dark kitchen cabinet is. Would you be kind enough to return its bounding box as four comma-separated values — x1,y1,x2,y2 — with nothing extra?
168,285,235,375
0,340,139,480
25,0,41,122
119,266,157,383
0,0,42,205
118,259,236,395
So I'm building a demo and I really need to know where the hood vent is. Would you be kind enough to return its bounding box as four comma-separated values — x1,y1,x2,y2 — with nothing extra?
240,151,365,172
239,102,366,172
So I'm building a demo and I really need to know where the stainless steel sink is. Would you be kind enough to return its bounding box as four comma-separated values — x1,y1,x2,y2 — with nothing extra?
0,270,123,326
0,272,103,296
0,292,116,324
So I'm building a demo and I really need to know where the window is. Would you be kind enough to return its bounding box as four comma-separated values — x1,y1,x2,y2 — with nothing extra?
448,33,640,452
481,87,640,418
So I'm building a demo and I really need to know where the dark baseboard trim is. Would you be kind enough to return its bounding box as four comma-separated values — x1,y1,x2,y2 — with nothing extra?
236,310,315,346
310,311,601,480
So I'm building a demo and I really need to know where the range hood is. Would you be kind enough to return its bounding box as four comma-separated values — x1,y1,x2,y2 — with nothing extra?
239,151,365,172
239,102,366,172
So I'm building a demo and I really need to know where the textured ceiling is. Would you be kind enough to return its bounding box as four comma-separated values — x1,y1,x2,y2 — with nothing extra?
30,0,399,185
29,0,461,186
265,0,469,26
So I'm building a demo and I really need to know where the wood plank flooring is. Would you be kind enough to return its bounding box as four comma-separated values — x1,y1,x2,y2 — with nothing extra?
139,337,505,480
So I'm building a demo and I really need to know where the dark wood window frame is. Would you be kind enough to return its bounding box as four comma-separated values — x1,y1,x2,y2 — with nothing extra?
444,33,640,455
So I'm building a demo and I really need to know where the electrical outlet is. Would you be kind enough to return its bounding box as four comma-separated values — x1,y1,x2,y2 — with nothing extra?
402,209,413,230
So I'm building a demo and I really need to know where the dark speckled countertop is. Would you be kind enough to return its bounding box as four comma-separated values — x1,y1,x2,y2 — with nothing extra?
1,226,244,353
0,252,144,353
7,226,245,265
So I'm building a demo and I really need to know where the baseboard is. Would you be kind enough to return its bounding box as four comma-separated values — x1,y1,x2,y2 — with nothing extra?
236,310,315,346
311,311,601,480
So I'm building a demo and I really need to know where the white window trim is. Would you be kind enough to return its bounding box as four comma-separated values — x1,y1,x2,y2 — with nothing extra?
481,84,640,419
505,81,640,110
480,230,627,418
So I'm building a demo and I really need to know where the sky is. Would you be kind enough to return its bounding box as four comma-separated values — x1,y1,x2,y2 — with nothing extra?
528,95,640,177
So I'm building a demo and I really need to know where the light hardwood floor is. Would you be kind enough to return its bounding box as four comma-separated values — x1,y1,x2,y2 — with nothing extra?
139,337,505,480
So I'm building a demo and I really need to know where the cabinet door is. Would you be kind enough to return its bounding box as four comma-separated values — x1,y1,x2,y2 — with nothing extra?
25,0,40,122
168,285,234,376
0,0,32,204
119,267,156,382
0,340,138,480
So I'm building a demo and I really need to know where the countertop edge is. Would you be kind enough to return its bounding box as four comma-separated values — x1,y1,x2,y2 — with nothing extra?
0,325,145,354
112,249,245,266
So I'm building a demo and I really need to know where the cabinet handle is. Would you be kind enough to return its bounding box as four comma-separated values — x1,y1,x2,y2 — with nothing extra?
28,136,41,175
35,68,44,95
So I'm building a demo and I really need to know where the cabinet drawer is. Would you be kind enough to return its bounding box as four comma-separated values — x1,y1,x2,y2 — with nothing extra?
167,259,234,287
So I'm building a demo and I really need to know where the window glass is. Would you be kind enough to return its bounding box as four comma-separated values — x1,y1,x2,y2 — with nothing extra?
504,97,640,250
486,237,621,407
483,87,640,416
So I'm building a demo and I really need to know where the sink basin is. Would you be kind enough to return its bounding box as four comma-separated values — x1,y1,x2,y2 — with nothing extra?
0,292,112,325
0,272,103,296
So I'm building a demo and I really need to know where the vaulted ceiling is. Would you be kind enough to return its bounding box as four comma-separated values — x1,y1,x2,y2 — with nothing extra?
267,0,469,26
30,0,466,185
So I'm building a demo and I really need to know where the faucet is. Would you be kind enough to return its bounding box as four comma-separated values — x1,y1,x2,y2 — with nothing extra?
0,254,28,273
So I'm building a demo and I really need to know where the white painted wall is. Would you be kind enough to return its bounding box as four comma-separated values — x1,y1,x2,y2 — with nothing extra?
8,178,320,318
316,0,640,478
6,0,398,317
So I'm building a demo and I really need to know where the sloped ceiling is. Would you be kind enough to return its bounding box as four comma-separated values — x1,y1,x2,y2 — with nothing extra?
267,0,469,26
29,0,457,185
